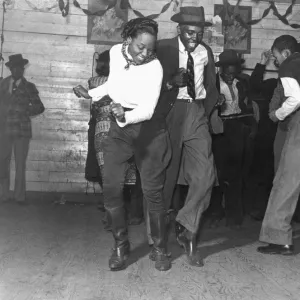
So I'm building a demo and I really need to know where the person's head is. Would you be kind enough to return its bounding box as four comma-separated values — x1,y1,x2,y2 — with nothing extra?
220,64,240,85
5,54,28,80
95,50,110,76
271,35,298,66
215,50,244,85
177,24,204,53
171,6,212,52
121,17,158,65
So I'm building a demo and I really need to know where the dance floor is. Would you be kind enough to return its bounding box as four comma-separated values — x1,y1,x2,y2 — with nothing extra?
0,192,299,300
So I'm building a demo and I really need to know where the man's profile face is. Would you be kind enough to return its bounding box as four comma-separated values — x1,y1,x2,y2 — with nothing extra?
272,48,289,67
178,24,204,52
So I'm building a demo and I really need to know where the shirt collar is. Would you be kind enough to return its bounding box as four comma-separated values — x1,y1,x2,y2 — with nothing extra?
178,37,186,54
125,45,133,60
10,76,22,86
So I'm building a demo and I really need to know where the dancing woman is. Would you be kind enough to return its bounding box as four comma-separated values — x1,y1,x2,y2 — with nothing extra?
74,18,172,271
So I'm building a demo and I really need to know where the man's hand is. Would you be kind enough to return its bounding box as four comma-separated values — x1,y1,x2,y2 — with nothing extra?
73,85,90,99
269,110,280,123
217,94,226,107
260,50,273,65
111,102,125,122
169,68,187,88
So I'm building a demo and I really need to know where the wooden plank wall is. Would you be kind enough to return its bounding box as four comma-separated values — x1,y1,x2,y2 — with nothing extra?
1,0,299,193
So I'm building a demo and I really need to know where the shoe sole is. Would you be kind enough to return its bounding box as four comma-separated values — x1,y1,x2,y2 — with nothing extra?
257,250,294,256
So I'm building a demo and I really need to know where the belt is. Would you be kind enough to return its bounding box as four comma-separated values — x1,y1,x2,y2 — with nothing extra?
221,113,254,120
177,98,203,103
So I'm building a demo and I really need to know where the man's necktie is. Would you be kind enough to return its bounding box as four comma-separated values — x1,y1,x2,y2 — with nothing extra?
12,80,18,93
187,51,195,100
228,84,236,101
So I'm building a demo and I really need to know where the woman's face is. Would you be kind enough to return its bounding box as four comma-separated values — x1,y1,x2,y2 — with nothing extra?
127,32,156,65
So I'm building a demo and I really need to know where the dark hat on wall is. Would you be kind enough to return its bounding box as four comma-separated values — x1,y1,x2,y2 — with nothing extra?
215,50,245,67
5,54,29,68
171,6,212,27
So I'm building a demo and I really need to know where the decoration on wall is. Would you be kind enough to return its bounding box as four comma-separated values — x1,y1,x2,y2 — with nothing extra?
215,3,252,54
58,0,69,16
0,0,11,79
3,0,14,9
250,0,300,29
24,0,58,13
85,0,177,45
87,0,128,45
203,15,224,55
173,0,183,12
74,0,175,20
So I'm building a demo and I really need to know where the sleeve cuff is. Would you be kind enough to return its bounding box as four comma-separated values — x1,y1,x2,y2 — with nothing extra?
275,109,284,121
116,119,127,127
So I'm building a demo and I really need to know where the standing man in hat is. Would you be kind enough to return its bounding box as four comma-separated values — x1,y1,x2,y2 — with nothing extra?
155,6,222,266
0,54,45,203
208,49,258,228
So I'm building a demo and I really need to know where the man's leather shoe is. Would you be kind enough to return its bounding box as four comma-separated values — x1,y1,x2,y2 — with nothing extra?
149,247,171,271
257,244,294,255
177,228,204,267
109,241,130,271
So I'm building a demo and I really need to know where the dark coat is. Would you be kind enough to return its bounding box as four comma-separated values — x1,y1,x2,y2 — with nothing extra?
155,37,222,133
0,76,44,138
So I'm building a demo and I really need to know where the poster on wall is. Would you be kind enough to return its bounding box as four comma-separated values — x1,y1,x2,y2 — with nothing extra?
214,4,252,54
87,0,128,45
202,15,224,57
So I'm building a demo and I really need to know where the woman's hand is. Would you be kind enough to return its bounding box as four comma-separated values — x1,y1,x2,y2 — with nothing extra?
111,102,125,122
73,85,91,99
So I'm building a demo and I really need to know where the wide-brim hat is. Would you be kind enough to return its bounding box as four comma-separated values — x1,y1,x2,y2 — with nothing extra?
171,6,212,27
5,54,29,68
215,50,245,67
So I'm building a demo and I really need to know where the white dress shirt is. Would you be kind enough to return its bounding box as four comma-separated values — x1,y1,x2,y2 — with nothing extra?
275,77,300,120
219,77,241,116
177,37,208,100
88,43,163,127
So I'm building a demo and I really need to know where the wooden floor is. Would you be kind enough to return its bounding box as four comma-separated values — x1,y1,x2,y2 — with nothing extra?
1,192,300,300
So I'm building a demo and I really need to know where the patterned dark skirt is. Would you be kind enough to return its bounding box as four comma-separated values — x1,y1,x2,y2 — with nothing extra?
93,97,136,185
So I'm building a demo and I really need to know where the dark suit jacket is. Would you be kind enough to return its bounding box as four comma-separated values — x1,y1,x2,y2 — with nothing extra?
0,76,45,138
154,37,222,134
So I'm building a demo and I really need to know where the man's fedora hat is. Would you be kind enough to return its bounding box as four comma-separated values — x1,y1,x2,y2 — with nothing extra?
171,6,212,27
215,50,245,67
5,54,29,68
